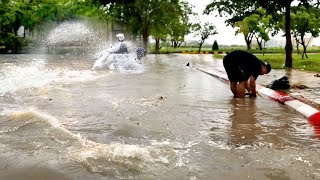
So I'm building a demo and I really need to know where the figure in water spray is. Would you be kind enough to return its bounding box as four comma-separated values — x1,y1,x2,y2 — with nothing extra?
111,33,128,54
92,33,147,73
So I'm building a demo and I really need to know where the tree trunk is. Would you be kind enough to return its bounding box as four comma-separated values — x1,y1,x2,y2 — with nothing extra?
245,38,251,50
245,33,253,50
198,42,203,53
295,36,301,55
263,41,266,56
257,40,263,50
303,46,308,59
14,30,18,54
173,41,178,48
155,37,160,54
300,35,308,59
254,34,263,50
142,29,148,51
284,2,293,67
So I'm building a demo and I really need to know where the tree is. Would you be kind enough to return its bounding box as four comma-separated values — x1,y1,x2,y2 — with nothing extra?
234,21,254,50
245,8,271,50
245,8,272,50
0,0,17,52
256,0,320,66
228,9,271,51
149,0,178,53
259,0,293,67
102,0,192,50
291,6,320,59
0,0,102,53
204,1,268,50
192,22,218,53
204,0,320,68
169,1,193,49
150,1,193,53
212,40,219,50
204,0,256,27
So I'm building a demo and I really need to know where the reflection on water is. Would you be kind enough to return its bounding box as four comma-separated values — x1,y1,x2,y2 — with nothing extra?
229,99,261,146
0,54,320,179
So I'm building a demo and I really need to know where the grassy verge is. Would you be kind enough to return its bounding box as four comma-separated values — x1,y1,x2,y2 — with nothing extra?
214,53,320,73
148,46,320,54
147,46,320,73
258,54,320,72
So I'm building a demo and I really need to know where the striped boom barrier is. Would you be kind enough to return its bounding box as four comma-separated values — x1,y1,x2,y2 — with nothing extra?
196,68,320,130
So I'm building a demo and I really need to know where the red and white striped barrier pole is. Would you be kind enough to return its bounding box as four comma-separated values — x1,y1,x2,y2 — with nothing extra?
197,68,320,129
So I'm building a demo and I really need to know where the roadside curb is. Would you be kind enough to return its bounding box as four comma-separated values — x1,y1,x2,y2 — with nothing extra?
196,68,320,125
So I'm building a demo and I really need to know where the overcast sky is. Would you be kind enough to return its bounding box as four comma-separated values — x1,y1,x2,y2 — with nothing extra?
186,0,320,46
186,0,245,45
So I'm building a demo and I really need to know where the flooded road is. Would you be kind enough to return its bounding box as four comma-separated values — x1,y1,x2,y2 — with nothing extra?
0,54,320,180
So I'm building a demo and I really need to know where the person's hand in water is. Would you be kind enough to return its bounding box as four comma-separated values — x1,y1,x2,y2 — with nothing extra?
245,91,257,98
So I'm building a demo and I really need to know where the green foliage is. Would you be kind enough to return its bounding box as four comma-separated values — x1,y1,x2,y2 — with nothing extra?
206,3,272,51
242,8,272,50
289,6,320,58
192,22,218,52
168,2,194,49
212,40,219,50
291,7,320,40
102,0,193,49
0,0,107,53
204,0,256,26
204,0,320,68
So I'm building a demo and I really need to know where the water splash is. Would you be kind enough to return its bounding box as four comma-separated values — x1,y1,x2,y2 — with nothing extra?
0,61,98,95
92,41,147,74
1,109,189,177
44,20,147,74
46,21,100,47
43,20,108,55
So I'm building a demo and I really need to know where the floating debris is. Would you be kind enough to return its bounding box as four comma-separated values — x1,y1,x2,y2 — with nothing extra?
291,84,308,89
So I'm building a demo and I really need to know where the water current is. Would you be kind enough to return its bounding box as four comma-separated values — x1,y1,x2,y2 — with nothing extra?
0,53,320,180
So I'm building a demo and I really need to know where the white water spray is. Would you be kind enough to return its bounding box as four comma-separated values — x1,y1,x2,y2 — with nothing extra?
46,21,100,47
92,40,147,74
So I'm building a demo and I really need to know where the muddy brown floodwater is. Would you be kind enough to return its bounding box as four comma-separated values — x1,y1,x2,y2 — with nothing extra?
0,54,320,180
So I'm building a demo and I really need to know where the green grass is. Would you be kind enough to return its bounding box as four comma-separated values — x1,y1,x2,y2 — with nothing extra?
148,45,320,54
214,53,320,73
258,54,320,72
147,45,320,73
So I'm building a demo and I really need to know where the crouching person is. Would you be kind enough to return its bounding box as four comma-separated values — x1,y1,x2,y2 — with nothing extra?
223,50,271,98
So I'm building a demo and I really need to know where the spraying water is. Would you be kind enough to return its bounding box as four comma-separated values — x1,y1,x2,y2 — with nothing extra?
92,33,147,74
46,21,101,48
45,21,147,74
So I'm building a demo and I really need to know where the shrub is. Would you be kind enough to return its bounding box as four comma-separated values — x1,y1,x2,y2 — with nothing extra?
212,40,219,50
